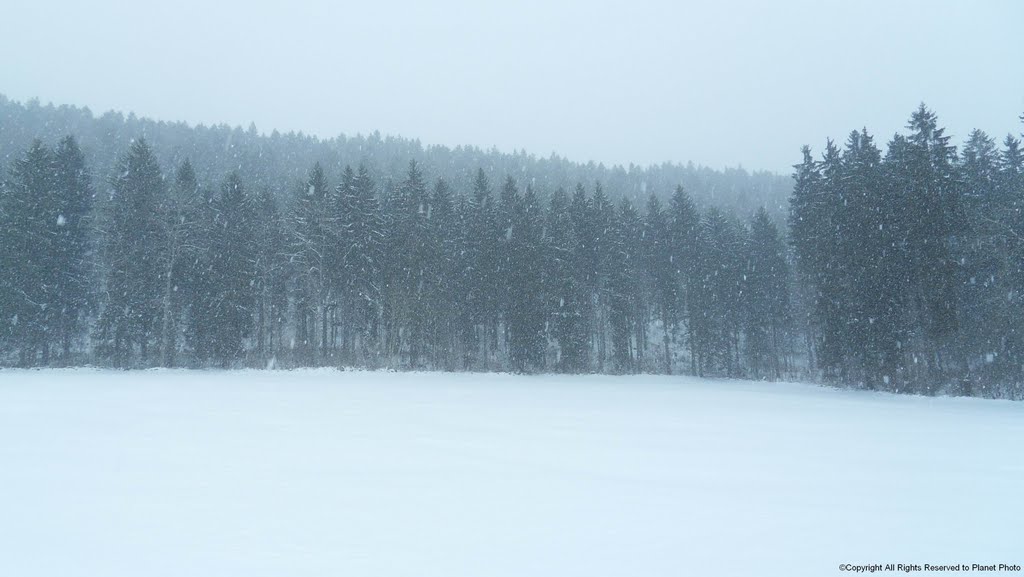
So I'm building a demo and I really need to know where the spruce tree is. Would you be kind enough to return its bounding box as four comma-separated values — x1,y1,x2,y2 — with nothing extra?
497,175,521,359
464,168,499,368
692,208,747,376
253,186,288,364
184,170,218,364
902,105,963,390
382,160,430,366
290,162,332,364
668,185,701,374
0,140,56,365
745,208,790,379
547,187,589,372
958,130,1003,391
567,183,595,370
589,183,615,370
424,177,462,369
506,183,547,372
98,139,167,367
158,158,200,367
334,164,384,365
51,136,93,363
643,194,676,373
207,172,258,365
838,129,891,387
608,198,644,373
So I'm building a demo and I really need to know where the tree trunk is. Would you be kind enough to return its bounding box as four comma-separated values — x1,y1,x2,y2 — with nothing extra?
160,258,176,368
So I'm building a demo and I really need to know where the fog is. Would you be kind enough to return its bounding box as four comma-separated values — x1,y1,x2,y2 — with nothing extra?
2,0,1021,172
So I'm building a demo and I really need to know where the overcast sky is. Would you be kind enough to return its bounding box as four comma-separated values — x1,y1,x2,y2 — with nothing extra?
2,0,1022,173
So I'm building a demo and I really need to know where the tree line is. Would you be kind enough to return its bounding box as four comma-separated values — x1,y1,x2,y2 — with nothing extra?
0,137,792,377
2,103,1023,400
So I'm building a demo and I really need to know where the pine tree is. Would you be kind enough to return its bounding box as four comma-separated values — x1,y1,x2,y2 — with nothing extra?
253,186,289,365
333,165,359,363
423,177,462,369
0,140,56,365
382,160,430,366
787,146,824,374
207,172,258,365
643,194,676,373
745,208,790,379
853,129,905,389
98,139,167,367
810,140,849,379
289,162,332,364
902,105,963,390
184,171,218,364
334,164,384,365
158,159,201,367
667,185,701,374
693,208,747,376
998,134,1024,390
547,187,589,372
463,168,499,369
51,136,93,363
589,183,615,370
567,183,595,370
506,183,547,372
958,129,1003,391
608,198,644,373
497,175,521,360
838,129,894,387
787,146,821,280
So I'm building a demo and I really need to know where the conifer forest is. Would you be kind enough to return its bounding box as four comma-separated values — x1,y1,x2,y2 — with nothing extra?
2,96,1023,399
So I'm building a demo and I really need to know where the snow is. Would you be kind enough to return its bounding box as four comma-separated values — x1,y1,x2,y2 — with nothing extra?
0,370,1021,576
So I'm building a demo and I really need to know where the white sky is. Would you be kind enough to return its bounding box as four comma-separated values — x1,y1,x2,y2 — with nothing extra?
2,0,1022,173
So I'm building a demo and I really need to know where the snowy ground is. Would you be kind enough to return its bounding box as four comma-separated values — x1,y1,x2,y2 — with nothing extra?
1,370,1021,576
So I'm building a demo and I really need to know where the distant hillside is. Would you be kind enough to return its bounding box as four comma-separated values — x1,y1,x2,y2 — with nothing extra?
0,95,792,219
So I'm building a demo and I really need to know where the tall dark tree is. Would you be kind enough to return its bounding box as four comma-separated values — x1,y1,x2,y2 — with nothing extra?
423,177,462,369
158,158,200,367
608,198,644,373
334,164,384,365
787,146,824,372
589,183,616,370
253,186,289,365
567,183,595,370
995,134,1024,385
497,175,522,359
184,169,218,364
667,185,701,374
290,162,332,364
97,139,167,367
838,129,893,387
0,140,56,365
506,184,547,372
745,208,790,379
901,105,963,390
206,172,258,365
643,194,676,373
547,187,589,372
50,136,93,362
463,168,500,369
958,129,1003,392
382,160,430,366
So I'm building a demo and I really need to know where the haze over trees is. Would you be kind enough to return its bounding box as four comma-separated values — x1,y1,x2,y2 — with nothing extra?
1,97,1022,399
0,96,790,220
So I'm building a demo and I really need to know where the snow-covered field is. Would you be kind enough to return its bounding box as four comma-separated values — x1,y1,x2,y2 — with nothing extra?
1,370,1021,576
